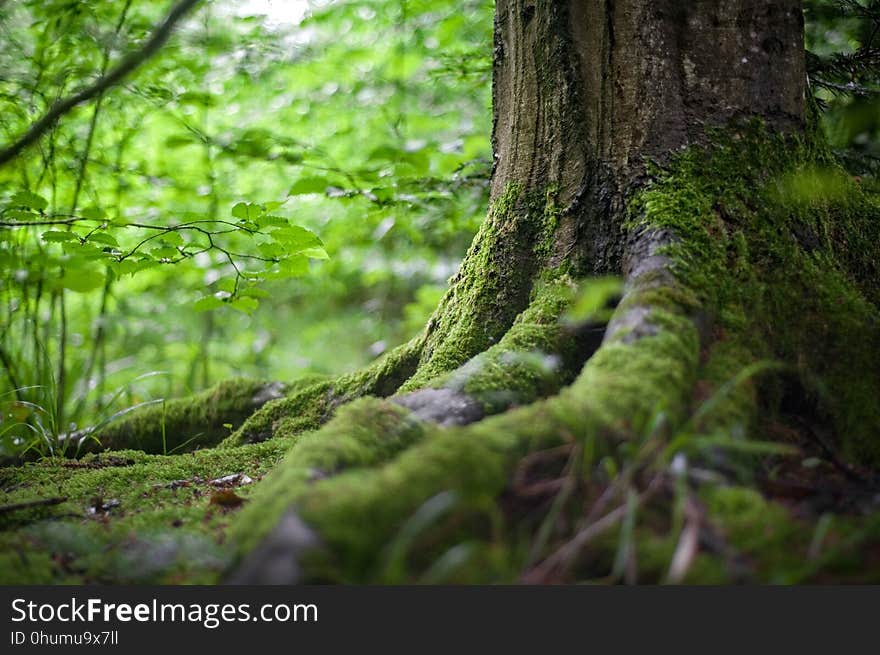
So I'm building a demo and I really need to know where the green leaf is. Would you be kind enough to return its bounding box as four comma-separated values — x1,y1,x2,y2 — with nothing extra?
81,207,106,221
256,215,289,229
262,200,288,212
258,241,285,259
113,257,157,277
564,277,623,324
11,191,48,212
60,269,105,293
231,202,262,221
3,209,38,222
239,286,269,299
273,225,322,251
302,246,329,260
193,295,225,312
288,177,330,196
42,231,79,243
281,254,309,277
150,246,179,260
216,278,237,293
162,231,184,246
87,232,118,247
230,296,259,315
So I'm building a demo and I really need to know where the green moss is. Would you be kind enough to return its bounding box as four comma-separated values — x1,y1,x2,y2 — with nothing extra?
0,437,296,583
425,277,580,413
82,378,284,455
691,338,760,437
631,122,880,465
697,485,880,584
222,336,423,446
401,183,565,391
229,293,702,582
222,381,333,446
228,398,427,556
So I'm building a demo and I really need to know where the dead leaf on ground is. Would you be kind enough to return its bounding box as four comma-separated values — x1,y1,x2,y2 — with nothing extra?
209,489,246,508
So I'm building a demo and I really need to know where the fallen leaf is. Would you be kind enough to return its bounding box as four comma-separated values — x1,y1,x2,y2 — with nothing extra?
209,489,246,508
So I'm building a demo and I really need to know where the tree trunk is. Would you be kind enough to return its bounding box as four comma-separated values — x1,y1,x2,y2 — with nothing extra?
398,0,807,391
491,0,805,269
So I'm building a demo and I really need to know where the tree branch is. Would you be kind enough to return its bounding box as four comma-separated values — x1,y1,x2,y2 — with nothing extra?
0,0,203,168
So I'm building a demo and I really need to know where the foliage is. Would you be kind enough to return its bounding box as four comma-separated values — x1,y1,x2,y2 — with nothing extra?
805,0,880,175
0,0,492,456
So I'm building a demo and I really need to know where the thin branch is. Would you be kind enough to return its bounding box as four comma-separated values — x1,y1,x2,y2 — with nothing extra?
0,497,67,515
0,0,203,167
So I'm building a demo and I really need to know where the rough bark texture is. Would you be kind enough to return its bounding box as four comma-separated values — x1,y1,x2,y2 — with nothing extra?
491,0,805,271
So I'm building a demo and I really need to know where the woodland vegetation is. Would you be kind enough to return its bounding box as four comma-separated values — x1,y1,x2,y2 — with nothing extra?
1,0,879,584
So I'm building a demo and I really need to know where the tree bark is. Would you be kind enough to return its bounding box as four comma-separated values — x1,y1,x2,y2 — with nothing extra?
490,0,806,270
396,0,806,391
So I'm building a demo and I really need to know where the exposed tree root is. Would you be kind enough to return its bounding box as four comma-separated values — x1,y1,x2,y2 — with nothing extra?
221,335,425,446
228,226,704,582
225,127,880,583
4,127,880,585
71,378,287,455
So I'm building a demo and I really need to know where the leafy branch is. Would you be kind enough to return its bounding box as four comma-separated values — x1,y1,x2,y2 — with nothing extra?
0,0,203,167
1,196,328,313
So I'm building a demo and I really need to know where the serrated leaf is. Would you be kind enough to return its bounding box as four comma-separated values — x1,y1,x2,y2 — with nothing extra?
273,225,322,250
193,295,225,312
288,177,330,196
42,231,79,243
231,202,262,221
11,191,48,211
230,296,259,315
87,232,118,246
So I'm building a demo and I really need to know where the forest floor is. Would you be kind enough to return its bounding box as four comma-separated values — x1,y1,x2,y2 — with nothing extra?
2,407,880,584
